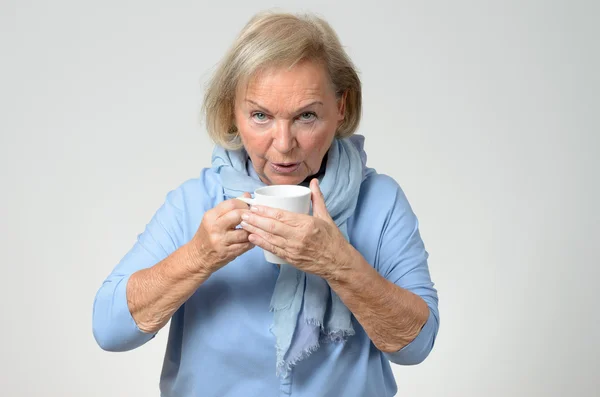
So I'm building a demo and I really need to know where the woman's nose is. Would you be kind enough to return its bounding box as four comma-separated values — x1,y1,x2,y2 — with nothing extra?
272,121,297,153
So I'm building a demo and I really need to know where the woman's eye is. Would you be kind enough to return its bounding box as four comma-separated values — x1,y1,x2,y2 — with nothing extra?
252,112,268,122
298,112,316,122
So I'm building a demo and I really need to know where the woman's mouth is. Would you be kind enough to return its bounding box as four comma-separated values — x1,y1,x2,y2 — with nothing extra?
270,162,301,174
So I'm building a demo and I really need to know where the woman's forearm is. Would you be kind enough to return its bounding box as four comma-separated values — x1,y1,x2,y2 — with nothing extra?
127,242,211,333
327,244,430,353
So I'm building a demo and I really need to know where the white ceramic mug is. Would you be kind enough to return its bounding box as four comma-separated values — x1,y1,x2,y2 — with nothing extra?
237,185,311,264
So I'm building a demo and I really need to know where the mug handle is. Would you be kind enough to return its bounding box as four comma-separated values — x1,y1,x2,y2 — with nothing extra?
236,196,255,205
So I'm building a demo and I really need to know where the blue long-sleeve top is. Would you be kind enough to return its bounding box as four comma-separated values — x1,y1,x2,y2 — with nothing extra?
93,168,439,397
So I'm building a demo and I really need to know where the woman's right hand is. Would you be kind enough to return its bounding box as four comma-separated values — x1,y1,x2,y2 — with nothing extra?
188,194,254,275
121,194,253,335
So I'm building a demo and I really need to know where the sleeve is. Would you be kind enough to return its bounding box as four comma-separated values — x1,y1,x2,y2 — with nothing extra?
92,188,185,352
374,181,440,365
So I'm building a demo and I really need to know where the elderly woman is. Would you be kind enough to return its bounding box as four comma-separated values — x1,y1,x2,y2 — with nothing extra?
93,11,439,397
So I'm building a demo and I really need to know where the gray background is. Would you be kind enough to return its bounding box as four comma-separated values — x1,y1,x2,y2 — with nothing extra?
1,0,598,396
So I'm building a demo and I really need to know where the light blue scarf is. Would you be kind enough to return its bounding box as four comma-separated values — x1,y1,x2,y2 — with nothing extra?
212,135,371,376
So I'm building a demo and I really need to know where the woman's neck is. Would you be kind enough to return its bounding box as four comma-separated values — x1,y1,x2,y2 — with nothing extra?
300,152,328,187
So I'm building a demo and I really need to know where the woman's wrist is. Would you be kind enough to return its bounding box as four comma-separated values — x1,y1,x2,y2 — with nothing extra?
182,240,214,280
323,240,364,284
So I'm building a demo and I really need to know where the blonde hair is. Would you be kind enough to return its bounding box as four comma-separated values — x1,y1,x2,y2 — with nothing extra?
202,11,362,149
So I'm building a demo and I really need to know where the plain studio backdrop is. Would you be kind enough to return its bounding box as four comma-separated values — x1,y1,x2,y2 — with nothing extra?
1,0,598,396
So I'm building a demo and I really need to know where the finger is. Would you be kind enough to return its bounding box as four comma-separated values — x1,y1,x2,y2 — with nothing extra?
247,234,287,260
249,204,293,223
224,229,251,245
214,195,252,218
310,179,331,220
240,219,288,248
242,211,294,239
229,241,255,257
218,208,250,229
238,192,252,204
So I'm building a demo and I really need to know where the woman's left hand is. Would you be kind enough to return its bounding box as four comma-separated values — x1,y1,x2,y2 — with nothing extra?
240,179,351,279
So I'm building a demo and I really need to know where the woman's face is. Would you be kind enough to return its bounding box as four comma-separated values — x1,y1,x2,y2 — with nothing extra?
234,60,345,186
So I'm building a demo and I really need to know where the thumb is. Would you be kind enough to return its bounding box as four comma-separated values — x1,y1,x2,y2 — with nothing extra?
310,179,331,220
235,192,252,209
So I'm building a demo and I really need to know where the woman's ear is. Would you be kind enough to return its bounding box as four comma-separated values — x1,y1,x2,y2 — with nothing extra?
337,90,348,125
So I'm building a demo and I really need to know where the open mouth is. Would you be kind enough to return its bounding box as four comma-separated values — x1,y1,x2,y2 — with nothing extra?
270,162,301,173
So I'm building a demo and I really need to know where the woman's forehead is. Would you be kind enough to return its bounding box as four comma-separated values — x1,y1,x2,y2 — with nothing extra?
237,61,335,105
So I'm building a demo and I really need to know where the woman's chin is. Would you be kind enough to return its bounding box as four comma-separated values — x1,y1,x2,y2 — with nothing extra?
264,172,307,186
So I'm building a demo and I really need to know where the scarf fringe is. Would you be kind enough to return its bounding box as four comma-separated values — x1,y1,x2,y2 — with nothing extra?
322,328,356,343
275,338,322,378
274,319,356,377
305,318,356,341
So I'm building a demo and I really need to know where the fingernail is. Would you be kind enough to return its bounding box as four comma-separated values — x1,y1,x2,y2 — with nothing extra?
240,221,248,227
250,206,259,212
242,213,249,220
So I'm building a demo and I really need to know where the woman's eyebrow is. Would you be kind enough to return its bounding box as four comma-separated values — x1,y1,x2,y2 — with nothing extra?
245,99,323,114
